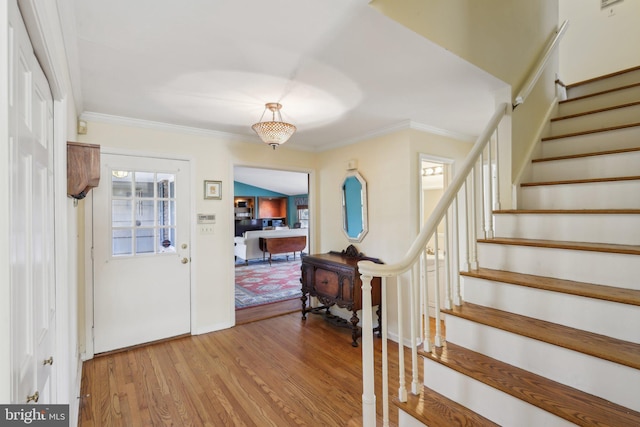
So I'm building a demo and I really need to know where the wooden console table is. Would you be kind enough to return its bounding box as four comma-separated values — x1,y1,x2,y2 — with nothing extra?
259,235,306,265
300,245,382,347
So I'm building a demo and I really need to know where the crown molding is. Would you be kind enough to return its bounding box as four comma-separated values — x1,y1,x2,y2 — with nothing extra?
319,119,476,151
79,112,248,141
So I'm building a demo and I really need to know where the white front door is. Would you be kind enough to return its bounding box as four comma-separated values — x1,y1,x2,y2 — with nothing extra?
9,0,57,403
92,154,191,353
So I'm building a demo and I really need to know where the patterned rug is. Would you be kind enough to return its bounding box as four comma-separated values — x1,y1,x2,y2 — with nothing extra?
235,257,303,309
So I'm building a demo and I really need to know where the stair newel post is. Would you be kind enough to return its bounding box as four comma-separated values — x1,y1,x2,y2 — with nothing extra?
397,273,408,403
409,265,420,395
360,272,377,427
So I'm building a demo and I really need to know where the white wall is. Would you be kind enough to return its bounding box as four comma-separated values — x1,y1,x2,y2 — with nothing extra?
559,0,640,83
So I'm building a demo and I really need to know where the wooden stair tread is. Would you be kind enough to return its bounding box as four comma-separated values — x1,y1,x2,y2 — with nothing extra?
541,121,640,141
422,342,640,427
477,236,640,256
442,302,640,370
393,386,499,427
494,209,640,215
521,175,640,187
461,267,640,306
551,100,640,122
531,146,640,163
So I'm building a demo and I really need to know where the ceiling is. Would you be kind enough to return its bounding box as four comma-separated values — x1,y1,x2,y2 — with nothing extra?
63,0,507,153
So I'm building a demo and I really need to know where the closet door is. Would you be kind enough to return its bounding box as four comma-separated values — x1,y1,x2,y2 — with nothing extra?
8,0,57,404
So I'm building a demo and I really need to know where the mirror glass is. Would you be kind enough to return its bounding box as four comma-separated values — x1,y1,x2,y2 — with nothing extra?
341,171,368,242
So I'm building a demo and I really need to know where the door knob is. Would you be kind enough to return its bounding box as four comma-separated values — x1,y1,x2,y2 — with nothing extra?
26,391,39,403
43,356,54,365
181,258,189,264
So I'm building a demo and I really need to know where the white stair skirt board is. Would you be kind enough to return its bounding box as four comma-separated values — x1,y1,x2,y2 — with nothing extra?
445,316,640,412
566,68,640,99
493,212,640,246
540,125,640,158
462,276,640,344
531,149,640,181
422,358,574,427
519,179,640,210
477,243,639,289
548,102,640,136
558,84,640,116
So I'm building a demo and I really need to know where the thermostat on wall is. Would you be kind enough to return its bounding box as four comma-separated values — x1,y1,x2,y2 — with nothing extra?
197,213,216,224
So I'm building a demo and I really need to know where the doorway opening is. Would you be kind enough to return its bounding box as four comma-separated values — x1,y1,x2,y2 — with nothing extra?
233,166,310,323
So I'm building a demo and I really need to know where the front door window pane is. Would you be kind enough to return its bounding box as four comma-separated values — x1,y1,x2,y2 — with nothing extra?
111,170,177,257
113,229,132,256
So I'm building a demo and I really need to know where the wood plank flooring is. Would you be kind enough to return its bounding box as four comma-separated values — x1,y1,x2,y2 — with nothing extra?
79,311,413,427
236,298,300,325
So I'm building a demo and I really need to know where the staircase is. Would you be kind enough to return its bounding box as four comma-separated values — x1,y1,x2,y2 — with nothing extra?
395,67,640,426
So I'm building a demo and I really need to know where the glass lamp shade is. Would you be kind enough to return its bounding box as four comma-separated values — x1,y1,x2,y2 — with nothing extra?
251,121,296,148
251,102,296,149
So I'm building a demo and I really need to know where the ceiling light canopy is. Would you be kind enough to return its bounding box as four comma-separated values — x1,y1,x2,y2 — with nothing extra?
251,103,296,149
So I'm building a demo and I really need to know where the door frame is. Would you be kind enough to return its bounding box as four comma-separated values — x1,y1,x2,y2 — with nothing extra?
231,163,314,317
83,147,195,360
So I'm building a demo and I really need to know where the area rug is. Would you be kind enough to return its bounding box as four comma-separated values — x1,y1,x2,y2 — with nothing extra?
235,257,303,309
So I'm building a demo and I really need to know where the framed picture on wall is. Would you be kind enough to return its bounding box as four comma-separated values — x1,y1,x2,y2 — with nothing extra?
204,180,222,200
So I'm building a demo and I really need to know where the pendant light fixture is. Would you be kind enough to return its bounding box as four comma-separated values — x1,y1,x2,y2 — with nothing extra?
251,102,296,149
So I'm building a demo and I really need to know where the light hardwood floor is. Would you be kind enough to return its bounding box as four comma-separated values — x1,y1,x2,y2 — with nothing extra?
79,311,415,426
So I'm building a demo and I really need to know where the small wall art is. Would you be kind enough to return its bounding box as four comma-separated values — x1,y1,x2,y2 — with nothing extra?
204,180,222,200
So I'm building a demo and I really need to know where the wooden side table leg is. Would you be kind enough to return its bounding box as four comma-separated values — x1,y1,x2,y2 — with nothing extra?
350,312,360,347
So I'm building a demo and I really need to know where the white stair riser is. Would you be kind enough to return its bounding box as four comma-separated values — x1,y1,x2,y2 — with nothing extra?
520,180,640,210
531,150,640,182
494,213,640,245
477,243,639,289
549,102,640,136
423,358,574,427
541,125,640,158
462,276,640,344
445,316,640,412
567,69,640,98
559,84,640,116
397,411,425,427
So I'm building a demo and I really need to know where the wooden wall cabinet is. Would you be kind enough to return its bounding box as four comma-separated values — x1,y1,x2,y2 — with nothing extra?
67,141,100,199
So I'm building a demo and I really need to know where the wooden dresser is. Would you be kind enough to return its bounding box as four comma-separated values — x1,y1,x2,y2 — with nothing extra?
300,245,382,346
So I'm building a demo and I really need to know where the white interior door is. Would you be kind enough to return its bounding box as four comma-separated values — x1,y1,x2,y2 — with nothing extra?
92,154,191,354
9,0,57,404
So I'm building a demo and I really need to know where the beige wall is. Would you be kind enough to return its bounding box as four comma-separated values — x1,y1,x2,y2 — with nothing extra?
75,120,473,344
76,120,316,340
559,0,640,83
370,0,560,189
317,128,472,338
